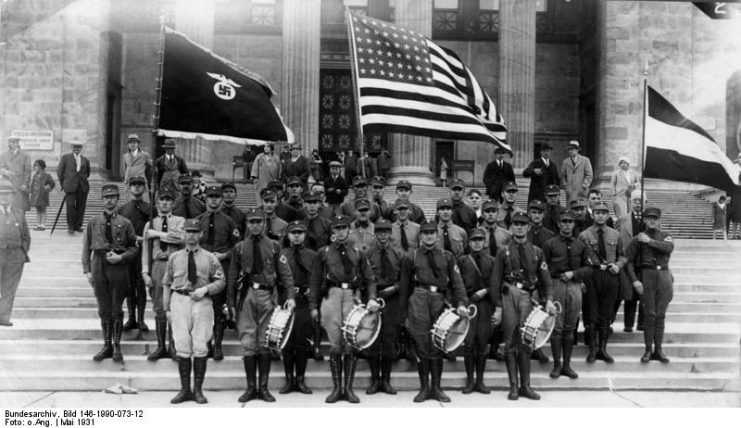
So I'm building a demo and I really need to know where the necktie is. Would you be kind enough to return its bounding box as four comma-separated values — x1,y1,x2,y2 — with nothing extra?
399,223,409,251
187,250,197,287
504,207,513,228
565,237,574,271
597,228,607,261
252,236,264,275
380,247,392,283
518,243,530,276
442,224,452,252
293,246,308,283
425,248,440,277
206,212,215,246
572,157,576,166
184,198,192,219
159,216,168,252
266,216,274,239
104,213,113,245
474,253,483,275
338,244,353,277
488,226,497,257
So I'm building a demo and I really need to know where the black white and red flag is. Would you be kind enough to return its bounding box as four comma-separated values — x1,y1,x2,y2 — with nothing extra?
157,27,293,145
347,13,510,152
645,86,741,192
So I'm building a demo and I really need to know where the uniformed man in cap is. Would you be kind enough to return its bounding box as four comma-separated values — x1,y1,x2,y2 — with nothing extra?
365,219,406,395
308,183,335,219
141,187,185,360
393,180,427,224
579,201,626,364
324,160,348,215
302,191,332,250
543,184,565,233
625,207,674,364
122,134,152,203
162,218,225,404
172,174,206,219
399,221,469,403
390,198,420,253
496,182,521,229
448,178,478,233
542,210,591,379
370,176,392,221
349,198,376,253
309,215,379,404
279,221,316,394
220,182,246,239
196,185,240,360
570,198,591,236
435,198,467,258
268,180,299,223
527,199,555,249
82,184,138,362
154,139,189,191
116,176,152,335
228,208,295,403
492,212,556,400
285,176,308,215
458,227,499,394
259,188,288,240
339,176,381,222
0,179,30,327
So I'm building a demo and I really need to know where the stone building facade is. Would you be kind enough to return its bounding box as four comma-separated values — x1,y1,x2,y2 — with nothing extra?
1,0,740,188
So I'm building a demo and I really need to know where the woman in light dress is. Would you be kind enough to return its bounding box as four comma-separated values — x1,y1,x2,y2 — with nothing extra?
610,157,639,218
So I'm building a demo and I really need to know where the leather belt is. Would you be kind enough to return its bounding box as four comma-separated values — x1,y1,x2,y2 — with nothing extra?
250,282,274,291
642,265,667,271
416,284,444,293
327,280,355,290
172,289,192,296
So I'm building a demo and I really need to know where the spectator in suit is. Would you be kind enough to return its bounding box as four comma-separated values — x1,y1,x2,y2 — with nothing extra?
122,134,153,202
0,137,32,212
523,143,560,202
483,147,515,203
242,146,256,184
57,140,91,234
560,140,593,207
251,144,282,199
282,143,311,191
345,151,358,184
154,139,189,192
324,161,348,215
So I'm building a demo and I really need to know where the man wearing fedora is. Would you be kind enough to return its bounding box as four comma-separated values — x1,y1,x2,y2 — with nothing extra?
523,143,560,203
122,134,153,202
282,143,311,191
57,140,91,234
560,140,593,207
0,136,32,212
154,139,189,192
0,179,31,327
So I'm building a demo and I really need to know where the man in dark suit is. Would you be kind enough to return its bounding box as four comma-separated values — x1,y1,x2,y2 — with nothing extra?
483,148,515,203
57,140,90,234
154,139,189,192
523,143,560,202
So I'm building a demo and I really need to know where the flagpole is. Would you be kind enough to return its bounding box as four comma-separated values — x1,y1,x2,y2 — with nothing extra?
345,8,366,178
150,15,167,212
640,60,648,207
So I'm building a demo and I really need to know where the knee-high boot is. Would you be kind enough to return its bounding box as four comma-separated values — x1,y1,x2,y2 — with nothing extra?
366,355,381,394
380,355,396,394
92,319,113,361
280,349,295,394
258,353,275,402
429,359,450,402
238,356,258,402
192,357,208,404
517,346,540,400
651,318,670,363
325,354,343,403
504,353,518,400
294,351,312,394
596,327,614,363
641,320,654,363
136,292,148,334
212,318,226,361
585,324,597,363
343,353,360,403
123,296,138,331
413,358,430,402
474,349,491,394
560,337,578,379
461,348,475,394
111,318,123,362
170,357,193,404
549,332,562,379
148,318,168,361
312,318,324,361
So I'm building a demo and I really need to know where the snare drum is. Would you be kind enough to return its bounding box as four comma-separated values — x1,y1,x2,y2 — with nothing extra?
431,305,477,353
341,299,385,350
520,301,561,350
265,302,295,351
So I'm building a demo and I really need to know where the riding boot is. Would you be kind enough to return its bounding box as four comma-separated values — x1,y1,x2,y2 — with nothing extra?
93,319,113,361
294,351,312,394
258,353,276,402
531,348,549,364
573,315,580,345
123,297,138,331
596,327,614,363
212,320,225,361
192,357,208,404
136,296,148,334
111,318,124,362
413,358,430,403
488,328,504,361
312,319,324,361
651,319,670,363
585,324,597,363
642,322,655,363
343,353,360,403
429,359,450,402
168,324,178,361
474,350,491,394
504,353,518,400
560,337,578,379
461,349,475,394
380,356,396,394
148,319,169,361
517,347,540,400
366,355,381,394
170,357,193,404
549,334,562,379
325,354,343,403
238,356,258,402
280,350,295,394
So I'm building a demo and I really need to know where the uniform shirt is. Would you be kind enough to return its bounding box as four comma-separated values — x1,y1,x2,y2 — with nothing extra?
391,220,420,253
625,229,674,283
390,202,427,224
222,204,246,239
541,234,592,281
309,240,377,310
527,224,555,249
196,209,240,255
172,195,206,219
480,221,511,257
399,246,467,308
495,203,521,229
324,174,348,205
0,205,30,254
141,214,185,271
349,220,376,253
451,199,477,232
318,204,334,220
435,221,467,258
228,235,296,308
116,199,151,236
303,215,333,250
81,211,138,273
372,196,393,221
579,224,627,268
543,204,564,234
162,247,225,310
492,240,553,303
275,201,300,223
367,243,405,288
264,214,288,240
282,245,316,288
339,195,382,222
457,251,498,307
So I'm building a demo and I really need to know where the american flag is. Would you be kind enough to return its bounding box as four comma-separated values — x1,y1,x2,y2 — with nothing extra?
347,13,510,152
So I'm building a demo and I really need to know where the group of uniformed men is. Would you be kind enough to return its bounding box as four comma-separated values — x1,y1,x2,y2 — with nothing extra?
81,157,674,405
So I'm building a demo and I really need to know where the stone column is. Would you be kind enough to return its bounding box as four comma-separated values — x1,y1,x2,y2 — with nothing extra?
281,0,320,154
388,0,435,186
173,0,216,176
497,0,536,170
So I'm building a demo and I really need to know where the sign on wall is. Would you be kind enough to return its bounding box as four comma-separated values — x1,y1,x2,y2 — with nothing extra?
11,130,54,151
